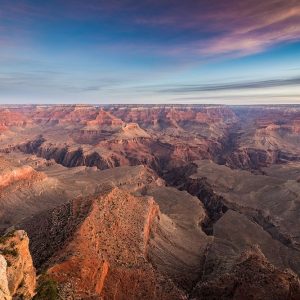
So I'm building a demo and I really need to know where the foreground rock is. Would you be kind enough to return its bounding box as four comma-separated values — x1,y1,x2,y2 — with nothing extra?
0,255,10,300
0,230,36,299
46,188,185,299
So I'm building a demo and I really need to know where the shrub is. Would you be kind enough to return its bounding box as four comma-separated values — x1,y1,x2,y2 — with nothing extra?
33,275,59,300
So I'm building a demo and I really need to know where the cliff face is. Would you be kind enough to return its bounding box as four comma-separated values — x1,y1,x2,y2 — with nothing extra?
0,165,43,190
0,255,11,300
0,109,28,129
0,156,46,189
0,230,36,300
87,108,124,127
46,188,184,299
192,246,300,300
146,186,210,291
225,107,300,170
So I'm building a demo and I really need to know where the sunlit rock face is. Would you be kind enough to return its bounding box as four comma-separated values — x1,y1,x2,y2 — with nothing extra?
0,230,36,300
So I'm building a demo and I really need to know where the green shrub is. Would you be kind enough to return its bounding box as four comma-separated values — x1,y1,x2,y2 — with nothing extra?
33,275,59,300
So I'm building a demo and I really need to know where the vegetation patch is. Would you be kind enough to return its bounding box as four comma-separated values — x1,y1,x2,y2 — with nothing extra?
33,274,59,300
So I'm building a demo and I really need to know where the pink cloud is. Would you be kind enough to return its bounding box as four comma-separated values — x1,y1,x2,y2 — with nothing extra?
0,0,299,59
132,0,300,57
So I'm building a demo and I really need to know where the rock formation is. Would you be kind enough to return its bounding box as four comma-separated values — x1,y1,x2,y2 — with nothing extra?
0,230,36,299
192,246,300,300
45,188,185,299
0,254,11,300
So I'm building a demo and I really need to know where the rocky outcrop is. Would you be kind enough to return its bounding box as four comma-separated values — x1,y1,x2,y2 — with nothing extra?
227,148,278,170
13,163,164,269
191,245,300,300
0,109,28,128
0,255,11,300
0,157,58,233
116,123,150,139
45,188,184,299
225,107,300,170
0,165,41,189
227,148,300,170
0,230,36,299
87,108,124,127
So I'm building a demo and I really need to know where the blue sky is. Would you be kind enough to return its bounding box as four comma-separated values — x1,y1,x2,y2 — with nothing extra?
0,0,300,104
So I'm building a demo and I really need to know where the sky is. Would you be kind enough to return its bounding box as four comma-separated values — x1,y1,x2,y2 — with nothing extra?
0,0,300,104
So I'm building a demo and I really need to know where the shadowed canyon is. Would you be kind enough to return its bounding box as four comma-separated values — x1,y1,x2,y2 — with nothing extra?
0,104,300,300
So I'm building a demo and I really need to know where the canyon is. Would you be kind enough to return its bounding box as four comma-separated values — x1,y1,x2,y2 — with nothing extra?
0,104,299,299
